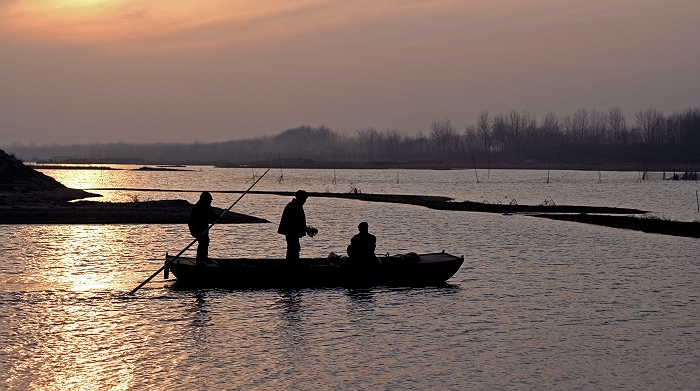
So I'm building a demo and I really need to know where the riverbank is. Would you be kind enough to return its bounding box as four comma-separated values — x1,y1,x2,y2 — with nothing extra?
22,157,700,173
0,149,267,225
533,214,700,238
3,149,698,236
302,191,700,238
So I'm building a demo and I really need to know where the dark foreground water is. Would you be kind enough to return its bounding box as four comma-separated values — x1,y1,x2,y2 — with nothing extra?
1,168,699,390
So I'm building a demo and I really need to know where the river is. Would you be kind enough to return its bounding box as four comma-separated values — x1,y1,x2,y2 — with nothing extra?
1,167,698,390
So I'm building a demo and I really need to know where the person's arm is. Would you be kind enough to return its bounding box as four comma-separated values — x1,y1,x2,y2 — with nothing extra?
306,225,318,237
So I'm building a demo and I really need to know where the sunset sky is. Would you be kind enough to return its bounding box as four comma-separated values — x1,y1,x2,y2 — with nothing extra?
1,0,698,144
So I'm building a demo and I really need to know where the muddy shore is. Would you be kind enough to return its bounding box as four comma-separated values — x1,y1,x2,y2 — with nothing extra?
533,214,700,238
0,198,268,225
295,192,700,238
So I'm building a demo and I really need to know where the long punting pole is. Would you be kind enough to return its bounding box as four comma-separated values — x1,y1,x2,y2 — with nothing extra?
128,168,270,295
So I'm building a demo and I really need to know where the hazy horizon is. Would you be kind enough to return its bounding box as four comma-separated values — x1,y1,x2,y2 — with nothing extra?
1,1,699,145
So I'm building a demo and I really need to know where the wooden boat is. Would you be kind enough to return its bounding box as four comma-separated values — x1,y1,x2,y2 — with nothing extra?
165,251,464,289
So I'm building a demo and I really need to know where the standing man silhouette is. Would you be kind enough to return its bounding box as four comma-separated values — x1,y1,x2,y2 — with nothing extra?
188,191,219,267
278,190,317,265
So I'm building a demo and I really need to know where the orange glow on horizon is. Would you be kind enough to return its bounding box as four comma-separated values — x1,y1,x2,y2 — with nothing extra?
2,1,203,44
2,1,329,44
0,0,482,48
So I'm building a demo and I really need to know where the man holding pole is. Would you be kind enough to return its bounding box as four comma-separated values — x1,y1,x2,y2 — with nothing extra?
129,169,269,295
189,191,219,267
278,190,318,265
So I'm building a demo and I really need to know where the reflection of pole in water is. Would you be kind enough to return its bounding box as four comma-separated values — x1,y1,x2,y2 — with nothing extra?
487,152,490,180
332,154,337,184
277,153,284,184
99,148,103,187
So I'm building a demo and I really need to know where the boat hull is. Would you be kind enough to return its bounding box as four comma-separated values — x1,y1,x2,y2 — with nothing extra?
166,252,464,289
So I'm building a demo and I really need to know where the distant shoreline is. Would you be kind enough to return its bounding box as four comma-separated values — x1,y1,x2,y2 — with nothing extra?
28,164,192,171
28,160,700,173
8,149,696,236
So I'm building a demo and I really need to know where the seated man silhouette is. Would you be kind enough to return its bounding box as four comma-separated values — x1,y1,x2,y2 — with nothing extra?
346,222,381,268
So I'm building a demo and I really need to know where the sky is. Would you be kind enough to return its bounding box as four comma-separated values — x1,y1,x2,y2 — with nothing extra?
1,0,698,145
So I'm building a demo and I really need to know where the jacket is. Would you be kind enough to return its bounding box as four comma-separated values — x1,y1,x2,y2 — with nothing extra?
277,198,307,238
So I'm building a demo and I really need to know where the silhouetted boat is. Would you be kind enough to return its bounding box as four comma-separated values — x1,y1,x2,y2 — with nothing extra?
165,251,464,288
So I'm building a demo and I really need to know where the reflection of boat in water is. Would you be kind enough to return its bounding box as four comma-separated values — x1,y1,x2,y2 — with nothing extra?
165,252,464,288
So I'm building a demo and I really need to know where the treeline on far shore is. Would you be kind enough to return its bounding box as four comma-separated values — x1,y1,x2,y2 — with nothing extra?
5,107,699,171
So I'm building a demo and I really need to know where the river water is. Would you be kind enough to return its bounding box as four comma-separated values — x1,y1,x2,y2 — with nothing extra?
1,167,699,390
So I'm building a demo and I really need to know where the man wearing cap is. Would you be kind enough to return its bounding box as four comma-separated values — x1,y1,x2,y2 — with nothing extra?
188,191,219,267
278,190,317,264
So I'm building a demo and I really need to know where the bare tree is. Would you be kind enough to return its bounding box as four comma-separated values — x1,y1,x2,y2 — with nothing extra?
492,113,508,152
607,107,627,144
571,108,590,142
357,128,380,160
542,112,560,137
430,119,460,158
636,108,664,144
477,110,491,152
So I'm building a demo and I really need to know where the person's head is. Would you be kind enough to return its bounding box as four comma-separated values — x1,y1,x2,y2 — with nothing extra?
199,191,213,204
295,190,308,204
358,221,369,233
